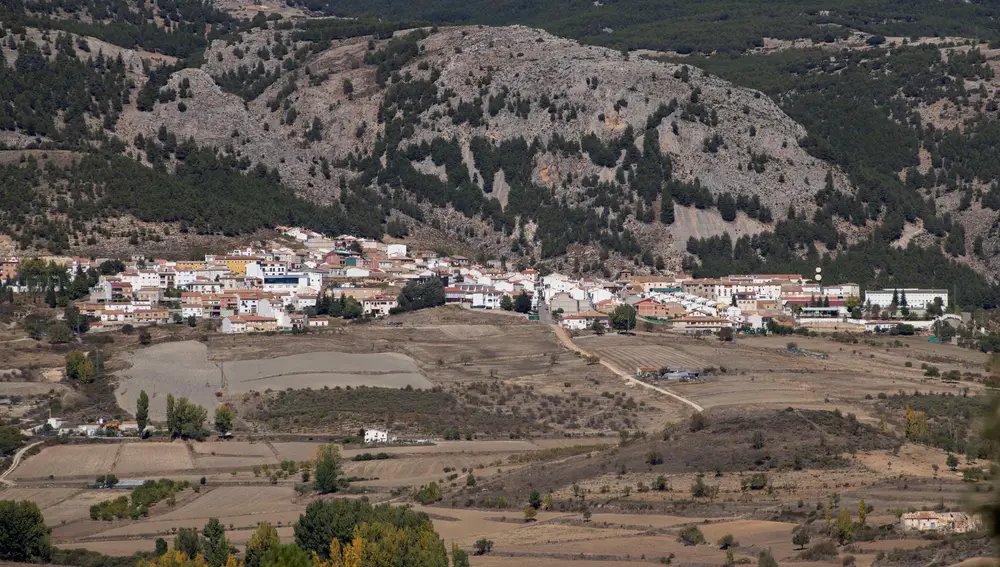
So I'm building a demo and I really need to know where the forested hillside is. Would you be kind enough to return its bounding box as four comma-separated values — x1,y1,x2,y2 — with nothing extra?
3,0,1000,307
293,0,1000,54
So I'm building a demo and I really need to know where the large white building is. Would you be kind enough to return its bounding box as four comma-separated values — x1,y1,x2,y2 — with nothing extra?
866,289,948,310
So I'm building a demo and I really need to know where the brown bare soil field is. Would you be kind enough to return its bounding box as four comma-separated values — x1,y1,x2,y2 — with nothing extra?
152,486,301,522
11,444,120,479
192,441,275,457
346,455,503,487
116,342,222,421
580,333,986,421
410,506,568,542
92,509,306,539
0,487,81,510
190,455,278,469
223,351,432,393
42,490,117,525
342,440,541,456
113,443,194,476
271,442,324,462
476,522,644,548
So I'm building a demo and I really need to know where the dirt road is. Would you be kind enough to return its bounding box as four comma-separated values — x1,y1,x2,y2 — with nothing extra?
550,325,704,412
0,441,44,486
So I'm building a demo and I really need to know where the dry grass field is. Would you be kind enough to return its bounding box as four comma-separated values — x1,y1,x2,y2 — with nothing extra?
4,308,994,566
10,444,120,480
579,332,988,421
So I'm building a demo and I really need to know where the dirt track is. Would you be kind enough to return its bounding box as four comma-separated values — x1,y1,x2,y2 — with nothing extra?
551,325,703,412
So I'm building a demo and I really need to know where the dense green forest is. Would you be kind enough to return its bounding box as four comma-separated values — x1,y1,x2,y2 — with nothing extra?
1,0,239,57
287,0,1000,54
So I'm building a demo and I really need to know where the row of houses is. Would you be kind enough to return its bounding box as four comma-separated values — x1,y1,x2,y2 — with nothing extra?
542,271,953,335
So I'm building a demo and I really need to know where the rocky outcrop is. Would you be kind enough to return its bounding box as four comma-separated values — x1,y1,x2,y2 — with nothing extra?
116,24,855,262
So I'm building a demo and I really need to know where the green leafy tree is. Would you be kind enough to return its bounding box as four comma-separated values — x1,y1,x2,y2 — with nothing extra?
65,350,97,383
0,500,51,562
214,404,235,435
500,294,513,311
245,522,279,567
396,277,445,312
833,508,853,544
155,538,168,555
451,542,470,567
313,444,343,493
758,549,779,567
169,397,208,439
202,517,236,567
609,304,636,330
792,528,810,549
136,390,149,435
173,527,202,558
260,544,312,567
513,292,532,314
166,394,176,437
947,453,959,471
528,489,541,509
0,425,26,456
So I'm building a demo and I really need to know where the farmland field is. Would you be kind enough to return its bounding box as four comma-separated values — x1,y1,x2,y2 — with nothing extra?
113,442,194,475
10,443,119,480
6,308,989,566
116,342,222,420
223,351,432,393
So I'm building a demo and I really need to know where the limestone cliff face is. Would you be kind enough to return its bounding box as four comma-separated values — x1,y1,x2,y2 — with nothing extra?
118,24,854,265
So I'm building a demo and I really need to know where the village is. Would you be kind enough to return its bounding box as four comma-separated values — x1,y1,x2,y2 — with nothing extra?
0,227,961,338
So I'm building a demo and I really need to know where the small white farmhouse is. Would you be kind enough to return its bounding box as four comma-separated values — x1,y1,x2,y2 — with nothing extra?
364,429,389,444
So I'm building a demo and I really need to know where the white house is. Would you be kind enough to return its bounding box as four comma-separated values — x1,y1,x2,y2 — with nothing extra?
364,429,389,444
901,511,980,533
182,306,204,319
560,311,610,330
866,289,948,311
362,295,398,317
471,290,504,309
386,244,407,258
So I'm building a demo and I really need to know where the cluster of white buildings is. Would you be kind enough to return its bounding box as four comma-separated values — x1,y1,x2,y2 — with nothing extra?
5,227,959,338
538,270,954,335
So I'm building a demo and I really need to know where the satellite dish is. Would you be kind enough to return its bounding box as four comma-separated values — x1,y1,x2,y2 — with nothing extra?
815,267,822,273
816,274,823,281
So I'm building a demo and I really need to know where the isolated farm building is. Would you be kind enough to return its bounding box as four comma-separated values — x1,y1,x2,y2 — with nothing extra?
365,429,389,444
901,511,980,533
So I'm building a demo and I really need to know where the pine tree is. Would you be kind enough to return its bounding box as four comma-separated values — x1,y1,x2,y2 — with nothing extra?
166,394,176,438
136,390,149,435
660,186,674,225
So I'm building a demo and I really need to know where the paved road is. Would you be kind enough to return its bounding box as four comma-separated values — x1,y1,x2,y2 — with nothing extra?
537,298,553,324
0,441,44,486
551,325,704,412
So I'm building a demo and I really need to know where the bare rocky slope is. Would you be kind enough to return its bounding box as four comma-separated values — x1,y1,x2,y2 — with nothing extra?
115,24,853,265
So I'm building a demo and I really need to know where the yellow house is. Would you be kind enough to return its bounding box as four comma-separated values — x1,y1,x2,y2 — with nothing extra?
218,256,261,276
173,261,208,271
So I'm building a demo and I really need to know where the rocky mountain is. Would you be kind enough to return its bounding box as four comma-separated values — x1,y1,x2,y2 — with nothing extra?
115,24,852,268
1,2,998,304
